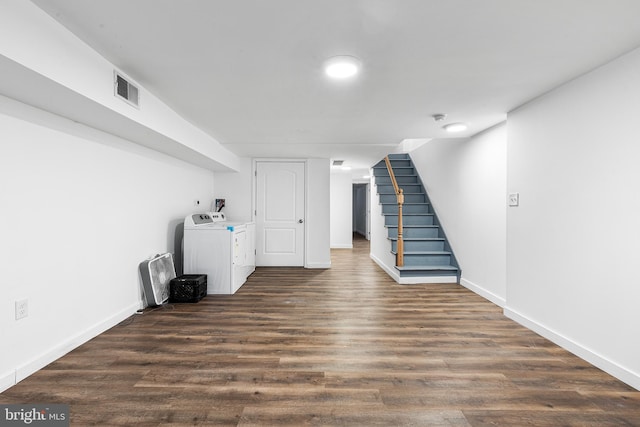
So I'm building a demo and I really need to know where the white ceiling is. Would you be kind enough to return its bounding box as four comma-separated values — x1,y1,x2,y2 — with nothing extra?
30,0,640,176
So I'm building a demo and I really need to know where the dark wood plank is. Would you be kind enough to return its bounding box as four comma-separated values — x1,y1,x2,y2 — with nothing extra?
1,234,639,426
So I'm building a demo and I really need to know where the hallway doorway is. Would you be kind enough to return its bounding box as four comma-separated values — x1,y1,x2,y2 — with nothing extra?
352,183,370,240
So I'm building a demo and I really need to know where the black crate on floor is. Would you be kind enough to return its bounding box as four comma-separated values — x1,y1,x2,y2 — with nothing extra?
169,274,207,303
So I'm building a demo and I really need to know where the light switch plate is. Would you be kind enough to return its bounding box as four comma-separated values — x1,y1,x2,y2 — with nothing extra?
508,193,519,207
15,299,28,320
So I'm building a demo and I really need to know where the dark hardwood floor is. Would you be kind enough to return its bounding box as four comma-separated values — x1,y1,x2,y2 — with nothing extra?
2,234,639,426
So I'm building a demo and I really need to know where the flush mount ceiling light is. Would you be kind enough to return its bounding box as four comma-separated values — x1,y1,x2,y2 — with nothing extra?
444,122,468,133
324,56,361,79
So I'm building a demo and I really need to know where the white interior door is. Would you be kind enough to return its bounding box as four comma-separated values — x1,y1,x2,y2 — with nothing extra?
256,161,305,266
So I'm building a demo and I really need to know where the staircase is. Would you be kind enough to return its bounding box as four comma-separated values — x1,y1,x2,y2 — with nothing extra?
372,153,460,282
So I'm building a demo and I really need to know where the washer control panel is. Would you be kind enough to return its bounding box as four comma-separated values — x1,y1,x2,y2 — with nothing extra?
208,212,226,222
191,213,213,225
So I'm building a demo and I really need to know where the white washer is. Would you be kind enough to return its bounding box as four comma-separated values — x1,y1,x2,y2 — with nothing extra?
183,213,255,295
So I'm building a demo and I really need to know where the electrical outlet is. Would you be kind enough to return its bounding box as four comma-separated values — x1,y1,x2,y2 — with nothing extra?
508,193,520,207
15,299,28,320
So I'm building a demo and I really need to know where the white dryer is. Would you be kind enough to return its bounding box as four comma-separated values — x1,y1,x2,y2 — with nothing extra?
183,212,255,295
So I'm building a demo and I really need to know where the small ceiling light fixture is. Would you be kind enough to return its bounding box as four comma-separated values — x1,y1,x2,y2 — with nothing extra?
324,55,361,79
444,122,468,133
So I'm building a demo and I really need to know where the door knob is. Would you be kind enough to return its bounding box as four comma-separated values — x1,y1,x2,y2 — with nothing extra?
298,219,304,223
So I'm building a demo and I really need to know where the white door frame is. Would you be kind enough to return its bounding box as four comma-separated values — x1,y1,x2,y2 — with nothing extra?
366,182,371,240
252,159,307,267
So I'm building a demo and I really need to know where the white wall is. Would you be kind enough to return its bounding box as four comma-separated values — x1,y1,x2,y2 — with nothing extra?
0,1,240,172
506,47,640,390
330,172,353,248
306,159,331,268
213,157,254,222
0,96,215,392
369,175,398,277
410,124,507,306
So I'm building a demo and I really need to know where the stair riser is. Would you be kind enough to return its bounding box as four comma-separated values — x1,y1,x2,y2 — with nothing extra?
397,270,458,278
404,254,451,266
377,185,423,194
387,227,440,238
382,204,430,214
375,176,418,185
392,240,445,252
385,215,434,226
375,167,415,176
399,184,422,192
379,194,426,204
387,153,410,160
390,168,415,176
388,160,412,167
372,167,389,177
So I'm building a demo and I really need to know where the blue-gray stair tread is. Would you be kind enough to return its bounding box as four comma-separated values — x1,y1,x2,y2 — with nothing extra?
380,202,428,205
385,213,434,216
378,189,423,193
387,237,444,241
395,265,459,271
373,162,411,167
380,204,429,209
386,224,439,228
378,191,421,195
373,166,414,171
391,251,452,255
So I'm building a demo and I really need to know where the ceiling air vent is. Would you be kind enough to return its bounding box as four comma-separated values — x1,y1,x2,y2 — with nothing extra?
114,71,139,107
332,160,344,166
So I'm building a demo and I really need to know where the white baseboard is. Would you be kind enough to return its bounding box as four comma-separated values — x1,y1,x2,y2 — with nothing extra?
460,277,506,307
370,252,398,281
5,302,139,391
504,306,640,391
330,244,353,249
305,262,331,269
0,370,15,394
